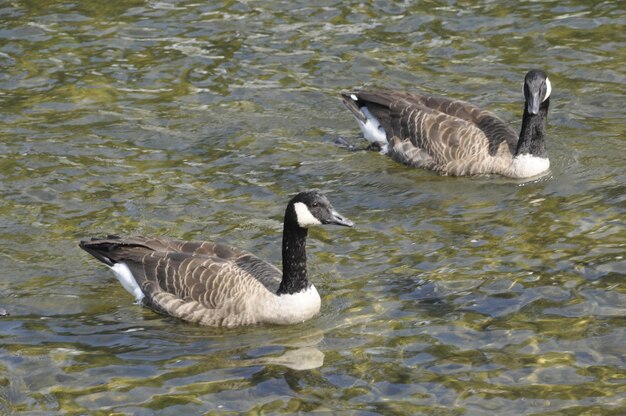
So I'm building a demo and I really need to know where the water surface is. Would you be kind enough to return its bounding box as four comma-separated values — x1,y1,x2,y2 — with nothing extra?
0,1,624,414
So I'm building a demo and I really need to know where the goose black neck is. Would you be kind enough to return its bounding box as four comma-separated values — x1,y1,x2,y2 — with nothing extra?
515,98,549,158
277,220,310,295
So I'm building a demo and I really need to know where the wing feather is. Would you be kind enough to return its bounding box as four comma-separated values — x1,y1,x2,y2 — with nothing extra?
80,236,282,325
344,89,519,175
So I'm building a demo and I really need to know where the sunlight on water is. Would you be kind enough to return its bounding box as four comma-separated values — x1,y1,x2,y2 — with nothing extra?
0,0,624,414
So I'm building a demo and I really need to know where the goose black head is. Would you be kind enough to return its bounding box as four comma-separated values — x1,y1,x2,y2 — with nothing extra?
287,191,354,229
523,69,551,115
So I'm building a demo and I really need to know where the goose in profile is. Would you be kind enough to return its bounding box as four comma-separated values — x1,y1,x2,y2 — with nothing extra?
341,69,552,178
79,191,353,327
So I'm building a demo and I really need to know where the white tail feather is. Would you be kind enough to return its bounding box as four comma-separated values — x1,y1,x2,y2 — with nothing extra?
111,263,145,303
357,107,388,150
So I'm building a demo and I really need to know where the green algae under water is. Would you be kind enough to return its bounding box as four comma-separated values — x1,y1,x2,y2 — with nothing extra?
0,1,624,414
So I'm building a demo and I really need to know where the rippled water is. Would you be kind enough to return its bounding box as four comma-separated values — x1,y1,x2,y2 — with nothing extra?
1,1,624,414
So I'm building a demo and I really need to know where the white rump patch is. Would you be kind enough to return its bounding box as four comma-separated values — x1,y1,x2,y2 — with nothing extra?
356,107,388,152
510,154,550,178
543,77,551,102
111,262,145,303
294,202,322,227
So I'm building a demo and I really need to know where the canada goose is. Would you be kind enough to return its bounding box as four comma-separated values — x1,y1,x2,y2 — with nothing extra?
341,69,552,178
79,191,353,327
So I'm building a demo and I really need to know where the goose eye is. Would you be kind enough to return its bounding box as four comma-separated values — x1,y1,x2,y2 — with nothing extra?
311,202,318,208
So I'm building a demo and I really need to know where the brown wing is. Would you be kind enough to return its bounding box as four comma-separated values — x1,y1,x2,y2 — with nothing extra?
351,89,518,154
102,236,282,290
343,89,519,175
79,236,282,312
399,93,518,156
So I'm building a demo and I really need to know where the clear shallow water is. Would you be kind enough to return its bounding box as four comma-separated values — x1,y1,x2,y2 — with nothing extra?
0,0,624,414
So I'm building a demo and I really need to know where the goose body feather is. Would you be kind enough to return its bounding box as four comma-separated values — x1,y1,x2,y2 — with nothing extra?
341,70,552,178
81,236,321,327
80,191,353,328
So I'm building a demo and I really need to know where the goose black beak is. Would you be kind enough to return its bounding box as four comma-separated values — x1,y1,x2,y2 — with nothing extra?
329,210,354,227
526,91,541,115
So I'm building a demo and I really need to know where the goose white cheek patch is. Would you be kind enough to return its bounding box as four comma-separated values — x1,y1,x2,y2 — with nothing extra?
294,202,322,227
543,77,551,102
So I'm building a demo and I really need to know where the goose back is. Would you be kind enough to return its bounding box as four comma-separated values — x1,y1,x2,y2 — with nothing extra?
343,70,552,178
80,236,287,327
80,191,353,328
342,89,521,176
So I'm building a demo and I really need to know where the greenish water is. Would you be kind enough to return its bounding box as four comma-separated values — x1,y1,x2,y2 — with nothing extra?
1,0,624,414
